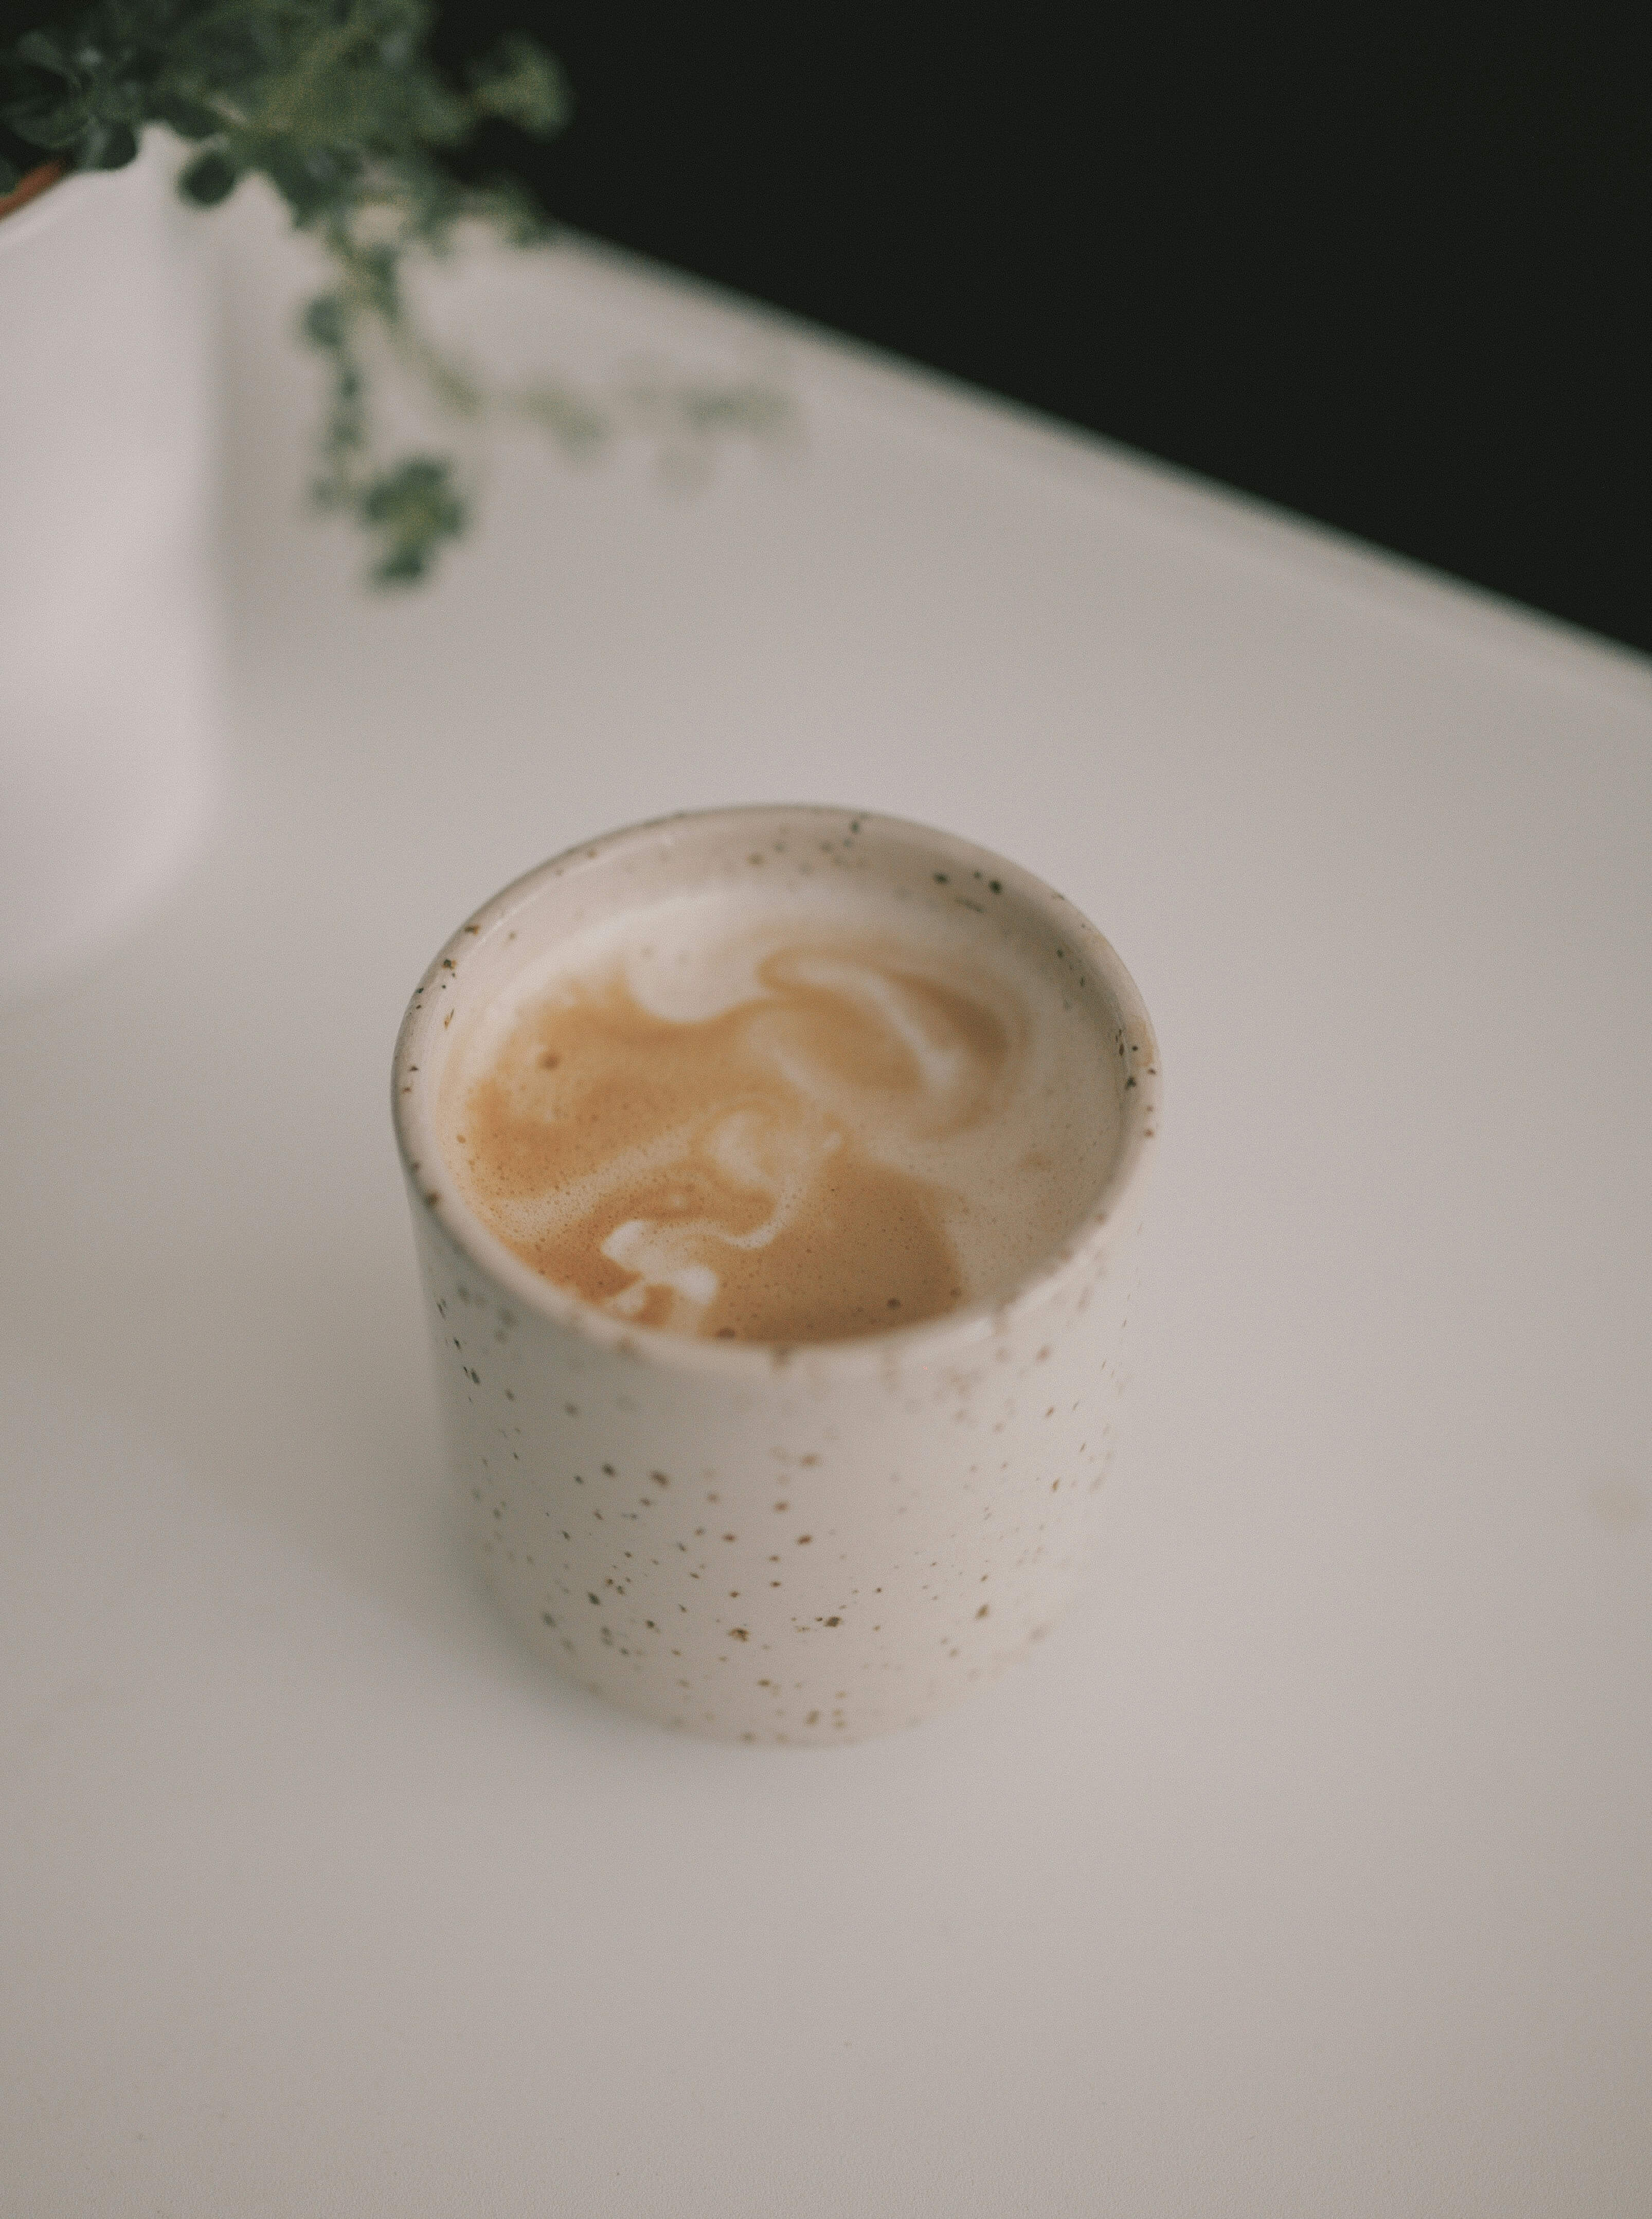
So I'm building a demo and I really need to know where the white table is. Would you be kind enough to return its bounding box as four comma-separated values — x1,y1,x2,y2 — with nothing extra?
5,185,1649,2217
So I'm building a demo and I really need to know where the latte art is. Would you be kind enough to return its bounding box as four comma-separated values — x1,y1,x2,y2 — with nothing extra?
442,898,1119,1344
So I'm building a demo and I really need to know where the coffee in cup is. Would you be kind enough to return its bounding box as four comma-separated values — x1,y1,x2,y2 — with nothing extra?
438,884,1123,1346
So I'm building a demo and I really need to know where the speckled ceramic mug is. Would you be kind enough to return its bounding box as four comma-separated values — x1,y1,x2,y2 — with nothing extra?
392,806,1159,1743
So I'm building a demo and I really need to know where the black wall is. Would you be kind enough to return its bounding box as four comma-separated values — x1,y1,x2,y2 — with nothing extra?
439,4,1650,656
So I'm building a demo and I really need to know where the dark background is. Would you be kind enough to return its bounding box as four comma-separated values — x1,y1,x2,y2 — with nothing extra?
436,4,1649,656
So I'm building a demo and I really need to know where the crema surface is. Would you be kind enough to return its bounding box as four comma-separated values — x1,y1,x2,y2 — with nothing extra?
440,892,1119,1343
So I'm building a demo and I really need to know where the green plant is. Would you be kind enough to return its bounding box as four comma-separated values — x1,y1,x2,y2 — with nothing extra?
1,2,786,582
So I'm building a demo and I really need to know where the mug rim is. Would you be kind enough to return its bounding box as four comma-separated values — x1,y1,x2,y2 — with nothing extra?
392,803,1159,1379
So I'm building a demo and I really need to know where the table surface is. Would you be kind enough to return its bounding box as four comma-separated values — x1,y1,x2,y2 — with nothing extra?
5,184,1650,2219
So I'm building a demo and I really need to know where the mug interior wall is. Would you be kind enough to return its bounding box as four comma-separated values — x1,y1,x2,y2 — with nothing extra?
435,804,1133,1160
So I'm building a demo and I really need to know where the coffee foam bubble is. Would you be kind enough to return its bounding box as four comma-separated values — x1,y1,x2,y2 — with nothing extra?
439,885,1120,1343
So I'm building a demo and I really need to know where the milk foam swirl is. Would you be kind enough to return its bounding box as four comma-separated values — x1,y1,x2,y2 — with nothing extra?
442,898,1118,1344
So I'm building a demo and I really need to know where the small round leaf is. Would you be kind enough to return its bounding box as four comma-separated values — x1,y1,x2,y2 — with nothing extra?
179,147,240,206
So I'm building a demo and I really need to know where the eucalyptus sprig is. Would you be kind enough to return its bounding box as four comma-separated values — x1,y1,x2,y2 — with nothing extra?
1,3,785,583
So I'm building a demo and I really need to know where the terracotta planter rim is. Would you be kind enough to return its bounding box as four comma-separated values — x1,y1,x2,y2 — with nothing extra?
0,157,83,248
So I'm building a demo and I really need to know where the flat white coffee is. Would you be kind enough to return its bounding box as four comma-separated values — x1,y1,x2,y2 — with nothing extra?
438,883,1121,1343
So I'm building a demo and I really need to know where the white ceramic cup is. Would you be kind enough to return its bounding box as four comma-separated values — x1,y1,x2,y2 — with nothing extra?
0,131,219,998
393,806,1159,1743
